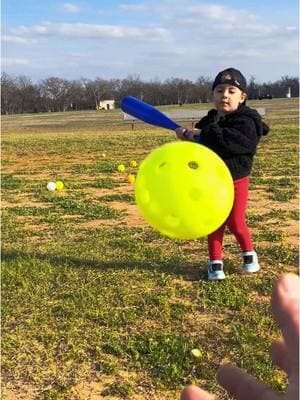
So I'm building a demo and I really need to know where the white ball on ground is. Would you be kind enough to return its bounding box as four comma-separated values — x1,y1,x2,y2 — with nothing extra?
47,182,56,191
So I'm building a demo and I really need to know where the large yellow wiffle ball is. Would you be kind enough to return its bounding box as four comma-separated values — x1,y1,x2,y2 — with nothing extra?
135,141,234,239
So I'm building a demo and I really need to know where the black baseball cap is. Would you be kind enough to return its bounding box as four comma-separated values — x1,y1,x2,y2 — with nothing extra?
212,68,247,94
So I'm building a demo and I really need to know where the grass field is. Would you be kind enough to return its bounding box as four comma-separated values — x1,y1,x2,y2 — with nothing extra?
1,98,299,400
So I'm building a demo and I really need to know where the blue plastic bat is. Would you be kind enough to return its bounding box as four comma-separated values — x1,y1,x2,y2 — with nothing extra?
121,96,180,131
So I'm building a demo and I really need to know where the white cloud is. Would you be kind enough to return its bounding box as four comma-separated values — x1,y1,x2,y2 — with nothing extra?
10,22,170,41
186,4,257,23
2,57,30,66
120,4,151,12
219,48,266,58
2,35,37,44
148,48,187,59
176,3,282,40
286,26,297,31
120,1,295,39
62,3,81,13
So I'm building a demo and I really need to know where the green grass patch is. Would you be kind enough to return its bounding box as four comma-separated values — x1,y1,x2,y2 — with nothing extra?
100,193,134,202
2,174,24,190
35,190,121,220
72,161,120,174
253,229,285,242
90,178,121,189
197,278,250,311
258,244,297,265
126,333,196,386
101,380,135,398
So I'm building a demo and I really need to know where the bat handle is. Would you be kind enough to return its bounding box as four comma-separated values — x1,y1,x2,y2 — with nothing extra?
176,128,202,143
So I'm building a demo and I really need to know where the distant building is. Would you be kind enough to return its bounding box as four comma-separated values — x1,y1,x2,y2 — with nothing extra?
98,100,115,110
286,87,291,98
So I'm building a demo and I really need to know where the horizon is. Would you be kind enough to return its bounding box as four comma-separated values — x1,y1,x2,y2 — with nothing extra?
1,71,298,86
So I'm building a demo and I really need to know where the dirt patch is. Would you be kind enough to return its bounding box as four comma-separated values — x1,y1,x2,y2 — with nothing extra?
109,202,145,227
2,199,50,209
2,152,104,178
70,379,115,400
2,384,38,400
248,188,274,215
71,381,178,400
266,218,299,247
23,222,50,232
79,219,118,228
83,187,119,197
247,187,298,246
249,187,299,211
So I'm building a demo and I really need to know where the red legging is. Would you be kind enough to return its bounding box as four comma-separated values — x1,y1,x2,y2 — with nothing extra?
208,176,253,260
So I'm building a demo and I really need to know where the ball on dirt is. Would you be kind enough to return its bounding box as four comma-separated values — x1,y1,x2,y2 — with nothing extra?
127,174,135,184
130,160,138,168
46,182,56,191
55,181,64,190
117,164,126,172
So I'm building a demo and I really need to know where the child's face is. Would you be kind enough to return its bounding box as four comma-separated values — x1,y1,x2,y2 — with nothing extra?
213,84,247,114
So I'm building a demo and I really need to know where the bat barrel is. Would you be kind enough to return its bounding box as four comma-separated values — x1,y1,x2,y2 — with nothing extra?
121,96,180,131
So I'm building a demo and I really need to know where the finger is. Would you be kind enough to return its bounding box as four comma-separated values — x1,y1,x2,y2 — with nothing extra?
270,339,291,375
271,274,300,364
217,364,277,400
180,385,217,400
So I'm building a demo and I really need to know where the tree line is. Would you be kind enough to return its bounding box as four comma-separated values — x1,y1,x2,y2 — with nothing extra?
1,72,298,115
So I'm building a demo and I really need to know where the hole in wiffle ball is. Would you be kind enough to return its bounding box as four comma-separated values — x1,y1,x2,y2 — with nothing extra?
164,214,180,227
189,187,202,201
159,162,167,168
188,161,199,169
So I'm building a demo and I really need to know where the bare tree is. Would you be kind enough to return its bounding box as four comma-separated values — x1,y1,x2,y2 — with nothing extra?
118,74,145,102
81,78,112,110
247,76,259,99
1,73,18,115
66,80,87,110
279,76,299,97
1,72,299,114
195,76,212,103
39,77,72,112
16,76,40,113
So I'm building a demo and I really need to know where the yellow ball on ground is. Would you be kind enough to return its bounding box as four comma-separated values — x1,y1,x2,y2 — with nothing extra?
55,181,64,191
127,174,135,184
117,164,126,172
135,141,234,240
191,349,203,358
102,152,106,158
130,160,138,168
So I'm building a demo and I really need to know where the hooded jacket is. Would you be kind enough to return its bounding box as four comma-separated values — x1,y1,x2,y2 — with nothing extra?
195,105,269,180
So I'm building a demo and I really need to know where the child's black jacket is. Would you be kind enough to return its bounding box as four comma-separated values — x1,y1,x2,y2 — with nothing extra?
195,105,269,180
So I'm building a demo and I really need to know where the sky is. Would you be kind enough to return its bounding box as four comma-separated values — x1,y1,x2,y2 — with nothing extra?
2,0,299,83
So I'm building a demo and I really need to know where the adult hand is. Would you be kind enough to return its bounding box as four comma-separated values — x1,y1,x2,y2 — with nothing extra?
180,274,299,400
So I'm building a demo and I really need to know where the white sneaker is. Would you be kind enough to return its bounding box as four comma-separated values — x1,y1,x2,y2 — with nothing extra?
208,260,226,280
242,251,260,273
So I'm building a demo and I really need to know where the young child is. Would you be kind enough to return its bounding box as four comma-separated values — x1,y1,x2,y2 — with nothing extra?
176,67,269,280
